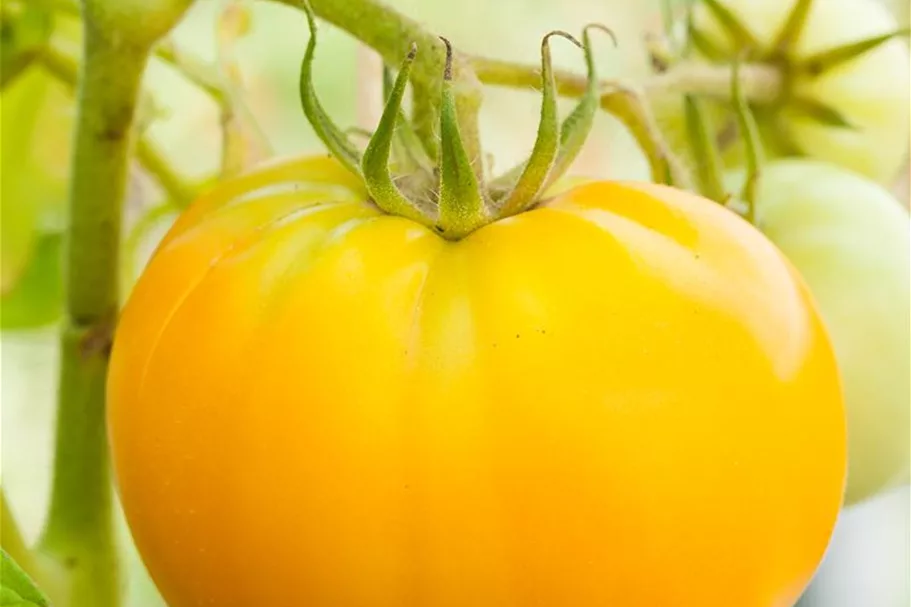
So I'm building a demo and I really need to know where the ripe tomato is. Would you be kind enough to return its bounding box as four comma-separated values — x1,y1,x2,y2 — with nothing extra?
665,0,911,184
108,155,846,607
728,159,910,505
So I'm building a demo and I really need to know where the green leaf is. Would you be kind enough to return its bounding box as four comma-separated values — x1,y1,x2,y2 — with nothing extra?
0,550,50,607
0,232,63,330
798,28,911,75
1,68,48,294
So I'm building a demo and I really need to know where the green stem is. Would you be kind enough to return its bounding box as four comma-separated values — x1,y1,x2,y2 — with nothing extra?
37,23,152,607
274,0,484,171
470,56,782,107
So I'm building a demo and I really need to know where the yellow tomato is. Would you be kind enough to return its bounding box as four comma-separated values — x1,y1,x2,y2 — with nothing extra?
108,156,846,607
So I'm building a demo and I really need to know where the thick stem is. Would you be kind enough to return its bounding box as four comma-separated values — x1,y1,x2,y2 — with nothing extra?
37,24,151,607
273,0,483,171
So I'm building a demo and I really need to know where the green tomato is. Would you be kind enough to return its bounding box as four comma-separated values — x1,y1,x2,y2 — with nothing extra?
728,159,910,505
665,0,911,184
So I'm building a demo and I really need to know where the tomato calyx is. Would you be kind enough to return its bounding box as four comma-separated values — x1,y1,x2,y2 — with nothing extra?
661,0,910,152
298,0,610,240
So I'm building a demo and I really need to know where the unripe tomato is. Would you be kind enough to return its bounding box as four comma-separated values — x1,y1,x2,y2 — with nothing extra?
661,0,911,184
108,156,846,607
729,159,910,505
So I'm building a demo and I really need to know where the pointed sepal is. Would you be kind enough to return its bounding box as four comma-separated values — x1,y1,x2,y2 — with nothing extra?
799,28,910,75
497,31,580,217
298,0,363,178
770,0,814,56
541,24,616,191
788,96,855,128
361,44,429,224
701,0,761,55
731,56,765,223
684,95,727,204
436,37,490,240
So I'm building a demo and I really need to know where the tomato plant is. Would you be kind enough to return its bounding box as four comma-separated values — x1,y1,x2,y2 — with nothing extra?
655,0,911,184
7,0,905,605
727,159,910,506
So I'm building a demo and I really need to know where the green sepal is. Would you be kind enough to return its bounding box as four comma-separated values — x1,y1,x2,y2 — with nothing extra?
0,549,50,607
684,95,726,204
788,96,855,128
701,0,761,54
770,0,814,56
436,37,489,240
298,0,363,178
361,44,429,224
381,64,434,174
497,31,579,217
731,56,764,222
541,24,614,191
798,28,910,75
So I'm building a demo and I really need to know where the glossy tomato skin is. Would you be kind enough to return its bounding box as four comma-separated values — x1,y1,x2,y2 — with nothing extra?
108,156,846,607
729,159,910,505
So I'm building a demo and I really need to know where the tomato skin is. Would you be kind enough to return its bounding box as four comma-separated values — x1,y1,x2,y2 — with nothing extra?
108,156,846,607
729,159,910,505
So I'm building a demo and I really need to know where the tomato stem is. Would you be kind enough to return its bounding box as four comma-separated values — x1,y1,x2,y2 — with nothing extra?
275,0,484,167
38,2,194,606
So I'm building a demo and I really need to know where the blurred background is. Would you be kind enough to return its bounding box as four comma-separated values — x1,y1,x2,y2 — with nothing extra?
1,0,908,605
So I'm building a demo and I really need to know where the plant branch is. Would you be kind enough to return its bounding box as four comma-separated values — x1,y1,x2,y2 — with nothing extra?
472,56,783,104
36,27,149,606
272,0,484,172
470,56,780,182
36,0,196,602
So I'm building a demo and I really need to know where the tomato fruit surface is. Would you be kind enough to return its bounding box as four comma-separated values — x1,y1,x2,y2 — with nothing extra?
108,156,846,607
729,159,910,505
